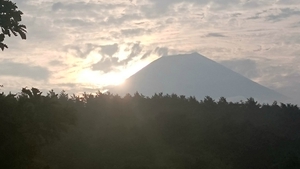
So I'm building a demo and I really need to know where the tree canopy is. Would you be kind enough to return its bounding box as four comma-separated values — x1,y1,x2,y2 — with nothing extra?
1,88,300,168
40,92,300,169
0,88,76,169
0,0,26,50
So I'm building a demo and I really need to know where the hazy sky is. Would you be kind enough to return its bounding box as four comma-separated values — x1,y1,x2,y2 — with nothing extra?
1,0,300,102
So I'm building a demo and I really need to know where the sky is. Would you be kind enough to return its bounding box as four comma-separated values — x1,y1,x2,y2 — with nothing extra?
1,0,300,103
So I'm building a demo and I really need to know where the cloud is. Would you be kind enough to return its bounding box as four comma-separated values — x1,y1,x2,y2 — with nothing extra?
51,1,125,12
52,2,64,11
100,43,119,57
54,18,95,27
204,33,227,37
142,0,224,18
242,1,260,9
92,57,119,73
291,21,300,27
48,60,65,67
140,47,169,59
154,47,169,56
65,43,101,58
277,0,300,5
247,8,300,22
231,13,242,17
219,59,259,79
104,14,142,26
92,43,169,73
92,42,143,72
126,42,143,59
121,28,144,36
0,61,50,80
148,0,241,12
266,8,300,22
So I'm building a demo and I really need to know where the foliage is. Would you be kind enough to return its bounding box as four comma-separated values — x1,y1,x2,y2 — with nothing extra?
0,88,76,169
0,0,26,50
1,88,300,168
39,92,300,169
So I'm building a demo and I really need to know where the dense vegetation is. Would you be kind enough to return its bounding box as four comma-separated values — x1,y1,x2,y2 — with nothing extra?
0,88,76,169
1,89,300,169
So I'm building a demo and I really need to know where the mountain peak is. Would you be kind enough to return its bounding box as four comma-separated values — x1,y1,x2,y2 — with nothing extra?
111,53,287,103
160,52,210,61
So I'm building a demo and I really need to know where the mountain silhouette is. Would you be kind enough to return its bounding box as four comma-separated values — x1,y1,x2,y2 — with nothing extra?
111,53,287,103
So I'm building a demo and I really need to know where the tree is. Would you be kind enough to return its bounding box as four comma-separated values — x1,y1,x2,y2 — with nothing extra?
0,88,76,169
0,0,26,50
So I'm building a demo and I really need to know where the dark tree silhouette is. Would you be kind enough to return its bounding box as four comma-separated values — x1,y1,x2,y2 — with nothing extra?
0,88,76,169
2,88,300,168
38,92,300,169
0,0,26,50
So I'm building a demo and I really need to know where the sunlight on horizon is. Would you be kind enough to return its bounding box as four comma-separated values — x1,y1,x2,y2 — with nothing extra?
76,52,159,88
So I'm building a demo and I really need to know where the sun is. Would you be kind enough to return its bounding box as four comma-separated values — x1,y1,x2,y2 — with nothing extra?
102,73,126,86
77,69,126,87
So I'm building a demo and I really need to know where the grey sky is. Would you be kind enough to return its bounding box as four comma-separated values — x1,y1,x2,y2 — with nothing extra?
1,0,300,103
0,61,50,80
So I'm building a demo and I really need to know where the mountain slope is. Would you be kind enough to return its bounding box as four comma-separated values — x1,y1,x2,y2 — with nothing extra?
111,53,287,103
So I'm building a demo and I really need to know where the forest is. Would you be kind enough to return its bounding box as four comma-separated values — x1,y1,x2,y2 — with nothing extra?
1,88,300,169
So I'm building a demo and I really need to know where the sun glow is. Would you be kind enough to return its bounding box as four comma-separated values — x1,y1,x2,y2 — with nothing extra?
77,69,126,87
76,48,160,89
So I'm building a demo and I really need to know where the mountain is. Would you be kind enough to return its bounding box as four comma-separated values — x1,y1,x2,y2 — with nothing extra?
110,53,287,103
